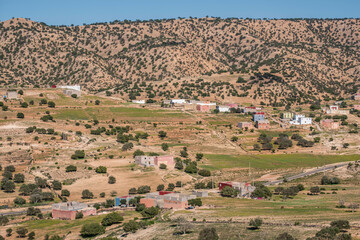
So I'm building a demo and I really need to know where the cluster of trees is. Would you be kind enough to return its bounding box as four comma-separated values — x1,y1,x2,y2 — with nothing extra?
1,165,20,193
71,150,85,159
274,184,304,200
129,185,151,195
274,134,293,149
291,134,314,147
321,176,340,185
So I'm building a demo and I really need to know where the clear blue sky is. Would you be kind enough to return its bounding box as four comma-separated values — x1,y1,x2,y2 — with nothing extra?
1,0,359,26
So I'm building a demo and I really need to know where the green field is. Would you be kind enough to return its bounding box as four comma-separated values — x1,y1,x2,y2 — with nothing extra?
53,107,189,120
201,154,360,170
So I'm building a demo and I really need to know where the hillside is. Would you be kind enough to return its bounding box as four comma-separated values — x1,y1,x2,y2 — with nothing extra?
0,17,360,105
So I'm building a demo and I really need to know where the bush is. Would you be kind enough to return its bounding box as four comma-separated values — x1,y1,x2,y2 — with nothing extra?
157,184,165,191
184,162,198,174
82,189,94,199
101,212,124,226
123,220,139,233
75,212,83,219
198,169,211,177
330,220,350,230
14,173,25,183
249,217,263,229
133,149,145,157
95,166,107,173
61,189,70,197
0,216,9,226
16,227,28,238
4,165,15,172
52,180,62,190
141,207,159,219
48,101,56,108
198,227,219,240
137,185,151,194
276,232,296,240
14,197,26,205
188,198,202,207
321,176,340,185
161,143,169,151
17,112,25,118
251,184,272,199
108,176,116,184
80,223,105,237
159,163,167,169
221,186,238,197
65,165,77,172
71,150,85,159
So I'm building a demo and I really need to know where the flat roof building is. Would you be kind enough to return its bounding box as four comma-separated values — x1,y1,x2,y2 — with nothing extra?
52,202,96,220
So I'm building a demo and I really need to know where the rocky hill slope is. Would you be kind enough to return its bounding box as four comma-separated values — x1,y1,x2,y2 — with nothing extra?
0,17,359,105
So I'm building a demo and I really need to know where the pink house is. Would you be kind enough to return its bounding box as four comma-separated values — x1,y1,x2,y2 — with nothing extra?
226,103,238,109
237,122,254,130
154,156,174,168
255,120,270,129
196,104,210,112
52,202,96,220
321,119,340,130
353,105,360,110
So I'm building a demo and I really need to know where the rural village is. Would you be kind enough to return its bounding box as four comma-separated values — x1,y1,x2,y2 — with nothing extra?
0,13,359,240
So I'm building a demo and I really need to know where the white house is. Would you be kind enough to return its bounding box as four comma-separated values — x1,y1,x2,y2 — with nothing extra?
216,105,230,113
58,85,81,91
171,99,186,104
290,114,312,125
132,100,145,104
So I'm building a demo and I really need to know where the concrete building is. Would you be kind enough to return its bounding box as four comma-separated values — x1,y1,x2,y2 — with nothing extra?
6,90,18,99
216,105,230,113
134,156,155,167
135,155,174,168
218,182,255,198
255,120,270,129
163,100,171,105
52,202,96,220
280,112,294,119
290,115,312,125
58,85,81,91
252,112,265,122
132,100,145,104
115,195,135,206
63,89,81,97
171,99,186,104
243,106,262,113
321,119,340,130
140,192,197,209
237,122,254,130
196,104,210,112
323,105,349,115
192,191,208,197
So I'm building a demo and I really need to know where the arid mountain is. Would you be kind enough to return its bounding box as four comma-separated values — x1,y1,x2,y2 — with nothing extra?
0,17,359,105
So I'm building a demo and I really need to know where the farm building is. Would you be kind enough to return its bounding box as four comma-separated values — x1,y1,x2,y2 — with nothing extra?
237,122,254,130
115,196,135,206
140,192,197,209
52,202,96,220
196,104,210,112
321,119,340,130
192,191,208,197
171,99,186,104
134,155,174,168
353,105,360,110
154,155,174,168
290,115,312,125
219,182,255,198
217,105,230,112
132,100,145,104
63,89,81,97
255,120,270,129
252,112,265,122
5,90,18,99
323,105,349,115
280,112,294,119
